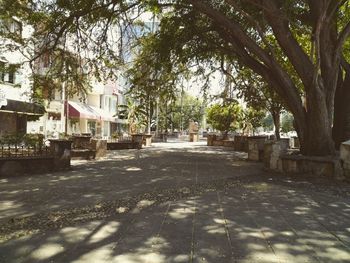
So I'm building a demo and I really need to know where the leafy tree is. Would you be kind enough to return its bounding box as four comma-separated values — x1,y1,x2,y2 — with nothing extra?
118,98,147,134
207,101,242,137
262,114,274,132
227,64,284,139
281,112,295,134
241,107,266,135
5,0,350,156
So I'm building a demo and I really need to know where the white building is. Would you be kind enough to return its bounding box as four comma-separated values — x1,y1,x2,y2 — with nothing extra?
0,18,45,136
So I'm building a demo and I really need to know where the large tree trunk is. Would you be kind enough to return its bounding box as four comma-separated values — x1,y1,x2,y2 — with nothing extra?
189,0,340,156
333,64,350,148
296,86,335,156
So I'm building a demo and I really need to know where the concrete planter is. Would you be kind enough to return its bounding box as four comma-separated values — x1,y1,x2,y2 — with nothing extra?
91,139,107,158
49,139,73,170
264,139,290,171
234,135,249,152
291,136,300,148
247,136,268,161
143,134,152,146
131,134,144,149
190,132,199,142
212,140,224,146
207,134,216,146
280,155,343,178
72,135,92,149
223,140,235,147
340,140,350,179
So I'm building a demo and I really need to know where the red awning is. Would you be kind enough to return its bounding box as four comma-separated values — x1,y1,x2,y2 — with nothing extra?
66,101,100,120
66,101,117,122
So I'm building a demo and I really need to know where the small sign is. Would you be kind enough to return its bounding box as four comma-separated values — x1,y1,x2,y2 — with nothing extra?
0,89,7,107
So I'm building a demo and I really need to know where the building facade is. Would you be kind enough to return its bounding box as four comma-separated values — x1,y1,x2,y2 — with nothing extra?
0,18,45,136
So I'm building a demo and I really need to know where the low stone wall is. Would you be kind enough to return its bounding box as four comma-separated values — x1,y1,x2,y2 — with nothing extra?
223,140,235,147
91,139,107,158
280,155,343,178
207,134,216,146
72,135,92,149
143,134,152,146
0,157,55,177
212,140,224,146
71,149,96,160
107,142,140,150
340,140,350,179
50,139,73,171
264,139,290,171
247,136,268,161
234,135,248,152
190,132,199,142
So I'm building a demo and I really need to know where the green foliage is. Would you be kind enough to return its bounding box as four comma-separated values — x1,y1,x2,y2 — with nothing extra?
242,107,266,133
207,102,242,134
118,98,148,134
169,92,204,131
0,133,44,148
32,49,93,102
23,133,44,148
262,114,274,131
281,112,295,133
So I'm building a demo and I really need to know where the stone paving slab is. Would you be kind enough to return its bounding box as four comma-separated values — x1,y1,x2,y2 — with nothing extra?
0,142,256,223
0,141,350,262
1,182,349,262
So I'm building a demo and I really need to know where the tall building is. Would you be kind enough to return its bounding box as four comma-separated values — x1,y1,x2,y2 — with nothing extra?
0,17,45,136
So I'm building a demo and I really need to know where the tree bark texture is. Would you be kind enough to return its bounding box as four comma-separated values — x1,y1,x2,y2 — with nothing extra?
333,64,350,148
186,0,350,156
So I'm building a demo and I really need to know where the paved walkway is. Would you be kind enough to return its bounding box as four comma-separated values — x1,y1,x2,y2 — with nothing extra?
0,141,350,262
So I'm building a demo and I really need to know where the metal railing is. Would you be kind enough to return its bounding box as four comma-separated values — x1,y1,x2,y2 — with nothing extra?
0,144,51,158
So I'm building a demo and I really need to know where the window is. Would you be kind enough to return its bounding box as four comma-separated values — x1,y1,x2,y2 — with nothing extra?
0,63,19,84
0,62,5,82
8,69,15,84
7,64,18,84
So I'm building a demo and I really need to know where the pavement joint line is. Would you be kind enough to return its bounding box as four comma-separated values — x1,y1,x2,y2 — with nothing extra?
292,188,350,221
243,187,324,263
0,176,246,243
151,202,171,253
216,191,236,259
195,161,198,184
240,188,282,263
272,187,350,250
190,199,197,263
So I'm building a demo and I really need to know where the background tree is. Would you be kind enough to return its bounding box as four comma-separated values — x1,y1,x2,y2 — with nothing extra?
118,98,147,134
241,107,266,136
207,101,242,138
6,0,350,156
281,112,295,134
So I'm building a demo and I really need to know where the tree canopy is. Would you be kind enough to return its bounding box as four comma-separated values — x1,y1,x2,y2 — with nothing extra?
3,0,350,156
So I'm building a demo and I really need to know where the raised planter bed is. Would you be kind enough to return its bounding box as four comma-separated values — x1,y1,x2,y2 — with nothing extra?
234,135,249,152
280,154,343,178
143,134,152,146
207,134,216,146
247,136,268,161
107,142,140,150
71,149,96,160
0,156,54,177
223,140,235,147
189,132,199,142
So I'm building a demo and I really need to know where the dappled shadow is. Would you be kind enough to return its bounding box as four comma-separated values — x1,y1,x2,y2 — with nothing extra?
0,143,255,223
1,141,350,262
1,177,349,263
